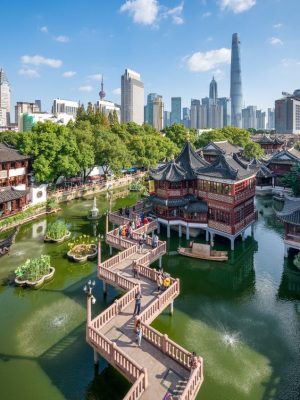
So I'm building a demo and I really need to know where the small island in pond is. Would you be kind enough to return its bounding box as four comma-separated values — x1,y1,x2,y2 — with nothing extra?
15,255,55,289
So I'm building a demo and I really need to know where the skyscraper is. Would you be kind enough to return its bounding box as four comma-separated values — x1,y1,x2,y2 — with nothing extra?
209,76,218,105
267,108,275,130
0,68,11,127
171,97,181,125
230,33,243,128
217,97,231,127
275,90,300,134
144,93,164,130
164,111,171,128
121,68,144,125
182,107,190,128
190,99,200,129
242,105,257,129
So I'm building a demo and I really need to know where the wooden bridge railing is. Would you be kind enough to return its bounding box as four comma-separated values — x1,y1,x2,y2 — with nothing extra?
88,205,204,400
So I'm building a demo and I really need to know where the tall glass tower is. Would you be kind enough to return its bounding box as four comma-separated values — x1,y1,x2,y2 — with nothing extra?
209,76,218,105
230,33,242,128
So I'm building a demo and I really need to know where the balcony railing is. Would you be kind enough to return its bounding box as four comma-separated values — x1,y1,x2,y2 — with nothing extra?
156,188,188,198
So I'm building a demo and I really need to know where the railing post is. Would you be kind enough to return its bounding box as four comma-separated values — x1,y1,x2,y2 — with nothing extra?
98,240,101,266
142,367,149,389
111,342,116,364
162,334,168,353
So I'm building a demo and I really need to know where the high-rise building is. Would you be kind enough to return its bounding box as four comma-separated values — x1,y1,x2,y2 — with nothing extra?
121,68,144,124
52,98,79,118
275,90,300,134
144,93,158,125
230,33,243,128
190,99,200,129
0,68,11,127
15,102,39,127
152,95,164,131
209,76,218,105
198,105,208,129
267,108,275,130
208,104,223,129
164,111,171,128
171,97,181,125
242,106,257,129
256,110,266,130
217,97,231,127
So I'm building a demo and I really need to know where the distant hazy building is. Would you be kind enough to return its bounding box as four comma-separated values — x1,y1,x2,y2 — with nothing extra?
94,77,120,122
164,111,171,128
256,110,266,130
275,90,300,134
217,97,231,127
52,98,79,118
171,97,181,125
198,105,208,129
35,100,42,112
152,95,164,131
144,93,158,125
267,108,275,130
242,106,257,129
15,102,39,128
0,68,11,127
208,104,223,129
182,107,190,128
121,68,144,125
230,33,243,128
209,76,218,105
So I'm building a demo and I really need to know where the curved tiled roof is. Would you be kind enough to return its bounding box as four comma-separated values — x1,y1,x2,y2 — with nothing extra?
150,161,186,182
0,187,27,204
249,158,274,178
0,143,29,162
276,197,300,226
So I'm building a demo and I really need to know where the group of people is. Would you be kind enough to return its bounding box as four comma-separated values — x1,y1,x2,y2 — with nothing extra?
156,268,171,292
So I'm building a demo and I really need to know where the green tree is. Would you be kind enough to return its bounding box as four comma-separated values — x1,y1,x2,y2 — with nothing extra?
281,163,300,196
0,131,20,146
243,142,264,159
163,124,196,149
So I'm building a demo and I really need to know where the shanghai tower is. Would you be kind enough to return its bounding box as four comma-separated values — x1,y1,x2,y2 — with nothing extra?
230,33,242,128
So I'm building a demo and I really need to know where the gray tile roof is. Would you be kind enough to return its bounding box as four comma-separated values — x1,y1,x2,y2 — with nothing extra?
276,197,300,226
0,187,27,204
249,158,274,178
0,143,29,162
202,141,242,155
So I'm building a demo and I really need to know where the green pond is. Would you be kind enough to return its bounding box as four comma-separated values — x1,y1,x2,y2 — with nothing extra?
0,193,299,400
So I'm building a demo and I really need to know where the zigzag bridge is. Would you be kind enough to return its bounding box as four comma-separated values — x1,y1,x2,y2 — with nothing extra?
86,203,204,400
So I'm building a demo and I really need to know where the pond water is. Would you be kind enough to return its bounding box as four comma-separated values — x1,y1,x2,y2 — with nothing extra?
0,194,299,400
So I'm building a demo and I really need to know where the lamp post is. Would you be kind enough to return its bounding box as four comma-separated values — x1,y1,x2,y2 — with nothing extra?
84,279,99,374
97,234,107,296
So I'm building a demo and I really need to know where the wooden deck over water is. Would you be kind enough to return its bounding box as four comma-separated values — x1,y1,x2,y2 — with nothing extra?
86,205,204,400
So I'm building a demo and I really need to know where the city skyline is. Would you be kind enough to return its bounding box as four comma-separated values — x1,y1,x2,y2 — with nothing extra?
1,0,299,114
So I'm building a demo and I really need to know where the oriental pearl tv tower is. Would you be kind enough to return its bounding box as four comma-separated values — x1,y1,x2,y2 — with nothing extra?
230,33,243,128
99,76,106,100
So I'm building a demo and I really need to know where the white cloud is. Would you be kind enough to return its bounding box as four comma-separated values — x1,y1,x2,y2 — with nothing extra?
112,88,121,95
40,26,48,33
88,74,102,81
202,11,212,17
219,0,256,14
54,35,69,43
273,22,283,29
162,2,184,25
62,71,76,78
79,85,93,92
120,0,159,25
213,68,225,79
269,37,283,46
18,68,40,79
21,54,62,68
184,48,231,72
280,58,300,68
206,36,213,41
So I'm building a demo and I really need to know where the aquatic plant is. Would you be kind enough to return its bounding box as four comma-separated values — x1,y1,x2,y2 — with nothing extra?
45,221,69,240
15,255,51,282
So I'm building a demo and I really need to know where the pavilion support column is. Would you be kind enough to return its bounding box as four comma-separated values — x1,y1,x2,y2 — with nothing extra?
205,229,209,242
178,225,182,238
169,300,174,315
251,223,254,236
157,222,160,234
109,246,113,256
210,233,214,247
284,244,288,258
230,237,235,251
241,231,246,241
159,256,162,269
186,225,190,241
94,350,99,375
167,224,171,238
272,176,275,188
103,281,107,296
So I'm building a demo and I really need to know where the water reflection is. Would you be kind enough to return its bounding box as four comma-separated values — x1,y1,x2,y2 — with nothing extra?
278,259,300,299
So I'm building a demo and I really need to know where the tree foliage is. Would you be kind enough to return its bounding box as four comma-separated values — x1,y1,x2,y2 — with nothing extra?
243,142,264,159
195,126,252,148
281,163,300,196
163,124,197,149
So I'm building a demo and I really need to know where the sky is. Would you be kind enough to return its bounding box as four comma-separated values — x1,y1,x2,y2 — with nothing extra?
1,0,300,119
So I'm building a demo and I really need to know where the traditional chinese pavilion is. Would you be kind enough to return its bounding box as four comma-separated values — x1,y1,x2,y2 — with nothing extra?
254,134,284,155
266,147,300,185
0,143,29,218
199,141,242,163
276,197,300,256
149,142,257,250
248,158,274,187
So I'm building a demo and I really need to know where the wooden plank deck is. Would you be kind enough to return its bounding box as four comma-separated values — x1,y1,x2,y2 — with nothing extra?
86,205,204,400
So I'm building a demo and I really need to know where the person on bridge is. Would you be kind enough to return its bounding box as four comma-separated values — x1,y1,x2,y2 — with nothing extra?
132,261,140,280
189,352,198,376
152,234,159,249
138,235,144,253
133,290,142,315
156,272,163,292
135,319,143,347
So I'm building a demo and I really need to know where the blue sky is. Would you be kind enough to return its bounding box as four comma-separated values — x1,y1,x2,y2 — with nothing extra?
1,0,300,119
